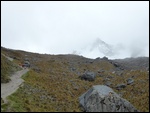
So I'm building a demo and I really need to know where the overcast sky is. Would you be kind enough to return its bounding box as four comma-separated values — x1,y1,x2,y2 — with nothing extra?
1,1,149,59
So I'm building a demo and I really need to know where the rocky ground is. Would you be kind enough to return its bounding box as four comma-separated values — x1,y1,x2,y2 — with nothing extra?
1,47,149,112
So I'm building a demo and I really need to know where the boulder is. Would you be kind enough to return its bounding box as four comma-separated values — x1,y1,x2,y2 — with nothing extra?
126,78,134,85
79,85,139,112
80,72,96,81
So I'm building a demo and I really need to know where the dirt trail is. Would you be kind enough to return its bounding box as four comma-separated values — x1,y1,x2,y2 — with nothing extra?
1,53,14,61
1,68,29,103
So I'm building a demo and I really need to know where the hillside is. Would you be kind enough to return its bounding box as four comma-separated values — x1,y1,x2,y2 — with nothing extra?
1,54,21,83
113,57,149,70
1,47,149,112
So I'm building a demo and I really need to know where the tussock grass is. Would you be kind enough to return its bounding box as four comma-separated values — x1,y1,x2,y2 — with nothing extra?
1,47,149,112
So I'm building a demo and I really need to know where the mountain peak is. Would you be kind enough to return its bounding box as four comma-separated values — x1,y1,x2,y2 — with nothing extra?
90,38,114,57
71,37,116,59
94,38,105,45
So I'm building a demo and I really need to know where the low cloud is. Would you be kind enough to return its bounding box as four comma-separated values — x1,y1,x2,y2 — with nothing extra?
1,1,149,59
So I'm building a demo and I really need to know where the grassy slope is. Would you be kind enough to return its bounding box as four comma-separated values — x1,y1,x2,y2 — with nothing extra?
1,55,21,83
1,47,149,112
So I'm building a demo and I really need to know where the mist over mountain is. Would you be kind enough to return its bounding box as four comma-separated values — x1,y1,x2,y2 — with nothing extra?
72,38,126,59
2,1,148,60
90,38,114,56
71,37,149,59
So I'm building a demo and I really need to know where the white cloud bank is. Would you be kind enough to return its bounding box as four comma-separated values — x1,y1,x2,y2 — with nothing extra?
1,1,149,59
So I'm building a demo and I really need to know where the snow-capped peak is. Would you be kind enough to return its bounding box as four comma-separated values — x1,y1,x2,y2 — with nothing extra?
90,38,114,56
71,38,115,59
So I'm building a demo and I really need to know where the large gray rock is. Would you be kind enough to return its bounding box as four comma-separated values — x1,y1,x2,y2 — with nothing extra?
80,72,96,81
79,85,139,112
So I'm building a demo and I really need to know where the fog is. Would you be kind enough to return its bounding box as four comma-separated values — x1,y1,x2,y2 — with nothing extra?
1,1,149,59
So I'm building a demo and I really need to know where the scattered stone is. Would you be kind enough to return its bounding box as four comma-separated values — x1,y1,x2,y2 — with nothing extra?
126,78,134,85
40,95,47,100
79,85,139,112
70,67,76,71
104,81,112,87
69,80,79,90
131,75,134,78
97,69,105,77
112,71,116,74
73,86,79,90
107,75,114,79
98,69,105,73
115,71,123,76
103,78,110,82
14,56,20,60
116,84,126,90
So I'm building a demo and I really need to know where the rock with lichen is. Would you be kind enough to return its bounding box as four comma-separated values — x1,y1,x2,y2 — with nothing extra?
79,85,139,112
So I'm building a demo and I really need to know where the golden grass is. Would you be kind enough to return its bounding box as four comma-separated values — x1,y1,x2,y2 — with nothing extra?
1,48,149,112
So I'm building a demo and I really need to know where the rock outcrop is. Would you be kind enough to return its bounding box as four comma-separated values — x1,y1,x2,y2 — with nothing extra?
79,85,139,112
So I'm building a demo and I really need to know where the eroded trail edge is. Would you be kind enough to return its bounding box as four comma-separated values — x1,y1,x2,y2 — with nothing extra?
1,68,29,103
